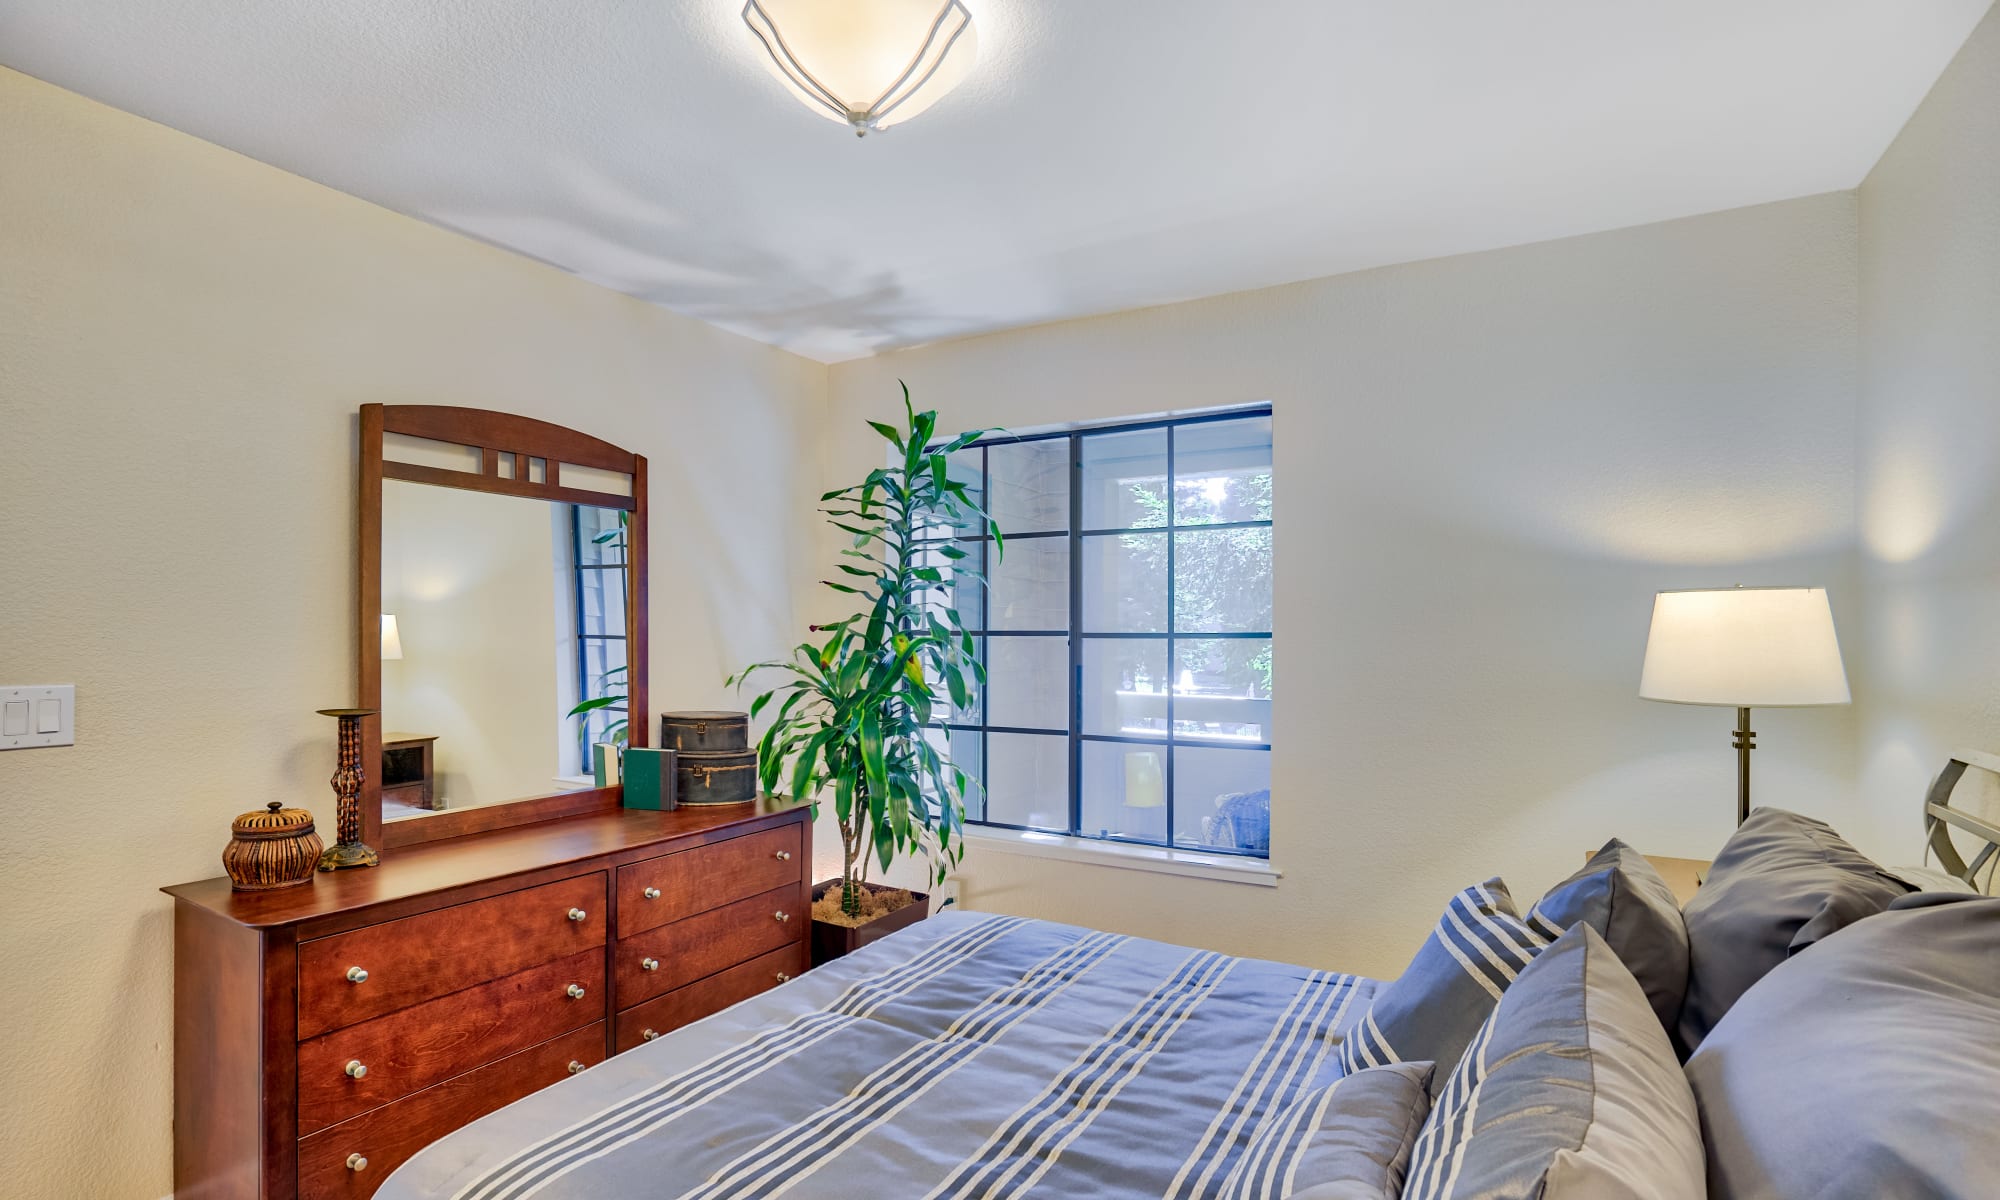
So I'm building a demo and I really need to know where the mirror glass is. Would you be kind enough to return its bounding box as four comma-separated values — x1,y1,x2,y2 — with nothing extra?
378,478,629,823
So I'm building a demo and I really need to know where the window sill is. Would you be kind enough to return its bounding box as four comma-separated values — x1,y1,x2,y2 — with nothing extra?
964,827,1280,888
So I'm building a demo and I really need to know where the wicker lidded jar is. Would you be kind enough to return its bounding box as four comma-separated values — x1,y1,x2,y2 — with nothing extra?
223,801,323,891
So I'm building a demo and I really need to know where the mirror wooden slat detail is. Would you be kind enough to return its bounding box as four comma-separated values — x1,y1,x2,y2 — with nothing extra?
358,403,649,851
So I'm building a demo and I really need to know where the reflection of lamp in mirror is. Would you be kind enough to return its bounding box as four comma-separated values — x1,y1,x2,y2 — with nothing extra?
380,614,404,661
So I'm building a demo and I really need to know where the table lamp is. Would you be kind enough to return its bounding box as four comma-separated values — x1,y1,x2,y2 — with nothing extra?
1640,586,1850,824
381,614,404,661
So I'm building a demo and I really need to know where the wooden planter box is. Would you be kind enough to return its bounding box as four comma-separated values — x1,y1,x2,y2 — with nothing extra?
810,879,930,966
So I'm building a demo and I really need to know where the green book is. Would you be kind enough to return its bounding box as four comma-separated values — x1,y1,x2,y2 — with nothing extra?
592,742,621,788
621,747,677,811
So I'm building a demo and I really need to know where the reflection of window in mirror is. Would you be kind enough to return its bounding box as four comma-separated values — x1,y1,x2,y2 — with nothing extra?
378,480,630,821
561,506,629,773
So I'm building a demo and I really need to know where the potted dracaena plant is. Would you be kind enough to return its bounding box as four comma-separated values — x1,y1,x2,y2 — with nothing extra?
730,386,998,964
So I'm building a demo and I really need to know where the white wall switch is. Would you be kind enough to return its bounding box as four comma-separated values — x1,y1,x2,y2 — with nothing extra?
0,685,74,750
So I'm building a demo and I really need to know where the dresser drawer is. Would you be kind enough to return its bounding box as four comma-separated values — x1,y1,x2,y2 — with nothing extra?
617,883,804,1002
298,948,604,1135
615,942,804,1053
297,1022,604,1199
617,824,803,938
298,874,606,1039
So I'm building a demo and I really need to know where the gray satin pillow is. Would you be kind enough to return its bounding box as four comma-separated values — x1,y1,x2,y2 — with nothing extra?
1529,837,1689,1031
1677,808,1911,1054
1402,924,1705,1200
1337,879,1550,1097
1216,1061,1433,1200
1687,896,2000,1199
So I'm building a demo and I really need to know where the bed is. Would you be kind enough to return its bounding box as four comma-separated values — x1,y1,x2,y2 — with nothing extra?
379,912,1380,1200
381,759,2000,1200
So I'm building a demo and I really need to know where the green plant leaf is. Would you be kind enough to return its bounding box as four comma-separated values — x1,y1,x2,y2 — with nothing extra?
565,695,624,717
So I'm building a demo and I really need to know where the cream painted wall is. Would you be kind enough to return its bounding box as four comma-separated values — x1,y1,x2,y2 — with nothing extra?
820,193,1865,981
0,67,827,1200
1855,4,2000,862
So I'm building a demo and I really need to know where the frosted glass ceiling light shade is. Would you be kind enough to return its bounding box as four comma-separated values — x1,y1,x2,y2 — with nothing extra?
743,0,978,136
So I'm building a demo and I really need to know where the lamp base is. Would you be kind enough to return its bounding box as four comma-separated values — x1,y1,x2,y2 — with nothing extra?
1730,706,1756,825
317,840,380,871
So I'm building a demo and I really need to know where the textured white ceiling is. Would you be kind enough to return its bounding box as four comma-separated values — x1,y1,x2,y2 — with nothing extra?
1,1,1990,361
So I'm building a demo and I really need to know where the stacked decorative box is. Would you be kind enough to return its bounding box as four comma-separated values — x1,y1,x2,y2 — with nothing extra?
661,710,758,805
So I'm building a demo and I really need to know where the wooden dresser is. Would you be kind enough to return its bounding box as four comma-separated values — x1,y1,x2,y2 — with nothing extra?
164,798,811,1200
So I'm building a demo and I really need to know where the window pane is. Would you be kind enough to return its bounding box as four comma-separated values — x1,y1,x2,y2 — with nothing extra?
1081,428,1167,529
1175,418,1273,526
581,704,626,750
1081,640,1168,737
916,449,986,540
582,638,626,694
1173,527,1272,633
575,506,627,565
985,733,1068,830
581,566,626,637
927,636,982,724
1081,742,1167,844
1173,638,1272,743
917,538,985,629
989,537,1068,630
1174,746,1270,851
987,636,1067,730
930,727,984,823
989,439,1069,534
1081,532,1166,633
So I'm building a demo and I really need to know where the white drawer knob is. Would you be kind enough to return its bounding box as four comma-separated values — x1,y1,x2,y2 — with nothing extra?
567,907,588,922
345,1060,368,1079
774,910,790,923
775,972,791,983
567,1060,587,1075
642,1028,661,1041
774,850,792,861
347,1153,368,1172
643,886,661,900
345,966,368,984
640,957,659,972
566,983,587,1000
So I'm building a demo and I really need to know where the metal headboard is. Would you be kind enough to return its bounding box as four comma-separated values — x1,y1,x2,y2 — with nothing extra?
1923,748,2000,889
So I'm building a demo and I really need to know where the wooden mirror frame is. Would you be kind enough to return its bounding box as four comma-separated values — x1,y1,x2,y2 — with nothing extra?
357,403,649,850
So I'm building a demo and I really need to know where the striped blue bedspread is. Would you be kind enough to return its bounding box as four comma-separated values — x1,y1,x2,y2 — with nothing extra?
382,911,1381,1200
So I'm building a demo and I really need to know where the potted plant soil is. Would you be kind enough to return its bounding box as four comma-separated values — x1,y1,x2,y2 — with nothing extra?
732,387,996,966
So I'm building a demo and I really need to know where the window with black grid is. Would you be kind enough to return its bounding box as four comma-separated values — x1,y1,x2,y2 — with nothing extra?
930,409,1273,857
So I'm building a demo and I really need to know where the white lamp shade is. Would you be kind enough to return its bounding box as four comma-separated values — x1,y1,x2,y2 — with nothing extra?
1639,587,1849,708
744,0,979,134
380,614,404,662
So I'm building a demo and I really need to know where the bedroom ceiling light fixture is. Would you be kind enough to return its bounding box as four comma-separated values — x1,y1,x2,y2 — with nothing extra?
1640,586,1850,826
742,0,979,136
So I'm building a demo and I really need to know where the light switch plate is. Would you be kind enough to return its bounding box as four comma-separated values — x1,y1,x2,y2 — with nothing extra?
0,685,74,750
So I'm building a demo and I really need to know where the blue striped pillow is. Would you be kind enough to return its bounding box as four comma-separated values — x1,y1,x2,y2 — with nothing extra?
1216,1061,1433,1199
1336,879,1550,1097
1402,924,1703,1200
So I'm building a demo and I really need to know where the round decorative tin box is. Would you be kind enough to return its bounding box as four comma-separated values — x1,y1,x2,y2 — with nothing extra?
223,801,323,891
661,710,751,754
676,749,759,805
